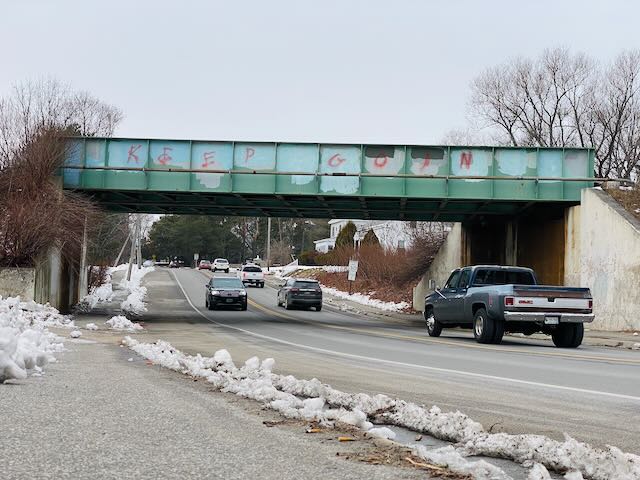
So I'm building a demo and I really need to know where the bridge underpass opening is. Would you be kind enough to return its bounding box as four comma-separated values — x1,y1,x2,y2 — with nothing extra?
60,137,595,285
461,209,567,285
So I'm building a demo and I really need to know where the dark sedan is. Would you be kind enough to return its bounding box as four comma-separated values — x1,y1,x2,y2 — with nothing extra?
205,277,247,311
277,278,322,311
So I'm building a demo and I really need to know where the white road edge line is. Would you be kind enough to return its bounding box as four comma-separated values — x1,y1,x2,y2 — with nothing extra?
171,269,640,403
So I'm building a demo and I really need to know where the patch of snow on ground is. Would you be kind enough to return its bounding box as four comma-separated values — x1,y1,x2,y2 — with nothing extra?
105,315,143,332
367,427,396,440
632,343,640,351
70,330,82,338
85,323,98,331
123,338,640,480
321,285,409,312
0,296,67,383
119,265,154,316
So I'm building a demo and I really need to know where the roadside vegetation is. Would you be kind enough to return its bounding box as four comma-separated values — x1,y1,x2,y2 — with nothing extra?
143,215,328,264
0,79,122,269
606,185,640,221
297,224,448,309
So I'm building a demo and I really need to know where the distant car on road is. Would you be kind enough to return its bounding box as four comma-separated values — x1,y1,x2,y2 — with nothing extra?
213,258,230,273
277,278,322,311
424,265,594,348
205,276,247,311
238,264,264,288
142,260,154,267
198,260,212,270
168,260,180,268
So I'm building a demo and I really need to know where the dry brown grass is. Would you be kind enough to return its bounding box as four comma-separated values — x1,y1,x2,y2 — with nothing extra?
606,185,640,221
306,227,448,309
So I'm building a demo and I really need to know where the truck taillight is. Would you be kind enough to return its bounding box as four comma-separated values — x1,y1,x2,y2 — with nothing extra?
505,297,514,307
290,288,299,292
588,300,593,310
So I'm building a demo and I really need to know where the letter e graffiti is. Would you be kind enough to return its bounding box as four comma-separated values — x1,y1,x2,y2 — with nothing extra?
328,154,345,168
127,144,141,164
157,147,173,165
374,155,389,168
245,147,255,164
460,151,472,170
202,151,216,168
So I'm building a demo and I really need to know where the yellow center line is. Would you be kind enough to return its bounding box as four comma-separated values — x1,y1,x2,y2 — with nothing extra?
247,299,640,366
194,270,639,365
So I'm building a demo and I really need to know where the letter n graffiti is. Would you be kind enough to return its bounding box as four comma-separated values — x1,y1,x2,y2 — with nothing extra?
460,152,473,170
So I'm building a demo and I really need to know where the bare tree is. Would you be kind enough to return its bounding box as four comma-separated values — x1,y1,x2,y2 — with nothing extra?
0,78,123,166
470,48,640,179
0,130,99,267
0,78,123,267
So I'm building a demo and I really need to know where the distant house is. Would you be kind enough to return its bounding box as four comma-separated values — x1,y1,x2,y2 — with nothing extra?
313,219,419,252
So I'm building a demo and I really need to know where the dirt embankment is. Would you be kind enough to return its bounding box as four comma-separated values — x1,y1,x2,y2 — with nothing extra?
606,186,640,221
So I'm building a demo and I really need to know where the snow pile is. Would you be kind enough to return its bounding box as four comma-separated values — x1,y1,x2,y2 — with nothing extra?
124,338,640,480
105,315,143,332
79,278,114,311
321,285,409,312
119,265,154,316
70,330,82,338
85,323,98,331
0,296,67,383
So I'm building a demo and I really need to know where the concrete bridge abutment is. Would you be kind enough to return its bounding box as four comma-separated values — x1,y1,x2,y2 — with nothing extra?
413,188,640,331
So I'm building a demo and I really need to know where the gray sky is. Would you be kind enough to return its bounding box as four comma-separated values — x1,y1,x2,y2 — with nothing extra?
2,0,639,144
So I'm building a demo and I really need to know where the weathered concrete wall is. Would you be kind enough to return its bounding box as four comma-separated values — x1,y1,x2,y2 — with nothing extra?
413,223,462,312
0,268,36,300
566,188,640,330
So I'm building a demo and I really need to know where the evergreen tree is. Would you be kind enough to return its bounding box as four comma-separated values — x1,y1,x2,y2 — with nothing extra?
335,221,357,249
361,228,381,248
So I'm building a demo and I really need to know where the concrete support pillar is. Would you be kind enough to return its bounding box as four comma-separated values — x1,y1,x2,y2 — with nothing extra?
48,245,62,309
505,221,518,266
78,217,89,299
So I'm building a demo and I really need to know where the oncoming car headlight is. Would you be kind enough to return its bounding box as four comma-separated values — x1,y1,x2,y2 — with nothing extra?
210,289,220,295
239,290,247,296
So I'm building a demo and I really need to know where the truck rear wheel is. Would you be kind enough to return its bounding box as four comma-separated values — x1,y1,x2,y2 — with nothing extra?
552,323,584,348
425,308,443,337
473,308,497,344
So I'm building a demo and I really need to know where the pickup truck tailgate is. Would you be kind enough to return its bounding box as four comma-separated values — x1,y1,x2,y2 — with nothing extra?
510,286,592,311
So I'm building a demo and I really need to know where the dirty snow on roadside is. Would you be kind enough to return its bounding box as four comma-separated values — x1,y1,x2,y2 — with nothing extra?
320,285,409,312
79,264,154,316
105,315,143,332
0,296,69,383
119,265,154,315
78,267,116,310
124,338,639,480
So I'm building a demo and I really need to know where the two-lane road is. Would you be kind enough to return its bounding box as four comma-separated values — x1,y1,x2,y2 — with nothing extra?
142,267,640,453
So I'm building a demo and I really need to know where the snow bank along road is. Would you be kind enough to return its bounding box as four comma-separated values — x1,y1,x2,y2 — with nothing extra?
142,267,640,455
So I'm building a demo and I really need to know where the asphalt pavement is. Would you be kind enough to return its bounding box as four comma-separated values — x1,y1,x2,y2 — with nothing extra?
140,267,640,455
0,335,425,480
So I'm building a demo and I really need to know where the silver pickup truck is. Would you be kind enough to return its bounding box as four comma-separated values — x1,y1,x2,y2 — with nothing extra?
423,265,594,348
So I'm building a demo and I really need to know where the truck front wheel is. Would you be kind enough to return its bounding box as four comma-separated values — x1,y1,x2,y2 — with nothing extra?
473,308,499,344
425,308,443,337
552,323,584,348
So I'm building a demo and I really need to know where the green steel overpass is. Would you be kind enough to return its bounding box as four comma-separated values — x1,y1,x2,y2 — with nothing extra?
61,137,595,221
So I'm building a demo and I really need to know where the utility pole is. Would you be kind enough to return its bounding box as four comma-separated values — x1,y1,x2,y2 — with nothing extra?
266,216,271,271
114,234,130,267
126,215,139,281
136,215,142,269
